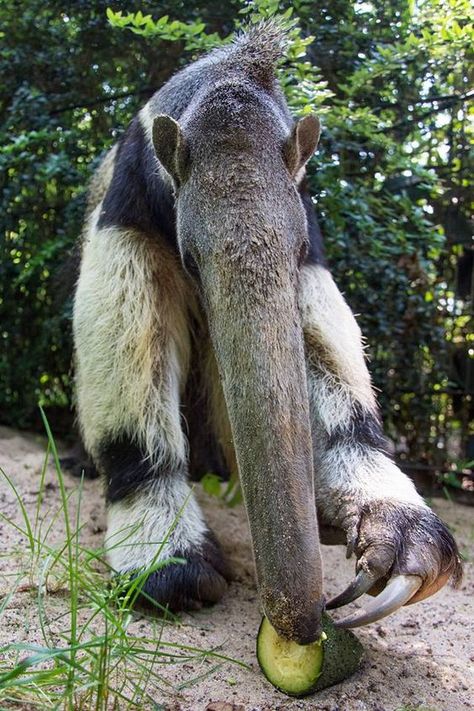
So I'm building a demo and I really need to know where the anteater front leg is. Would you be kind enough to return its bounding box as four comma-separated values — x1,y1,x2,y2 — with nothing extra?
298,263,462,626
73,217,229,611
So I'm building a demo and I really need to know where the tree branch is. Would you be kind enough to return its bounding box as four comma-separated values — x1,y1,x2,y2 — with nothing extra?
374,91,474,114
49,87,156,116
375,91,474,133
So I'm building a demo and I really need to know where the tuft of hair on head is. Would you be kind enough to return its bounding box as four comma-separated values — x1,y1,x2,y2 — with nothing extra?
225,18,289,86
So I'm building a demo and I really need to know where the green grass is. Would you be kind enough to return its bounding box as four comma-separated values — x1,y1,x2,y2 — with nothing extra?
0,410,247,709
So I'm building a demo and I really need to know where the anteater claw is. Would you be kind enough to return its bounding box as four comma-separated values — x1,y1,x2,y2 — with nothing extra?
334,574,422,628
326,569,382,610
326,500,463,626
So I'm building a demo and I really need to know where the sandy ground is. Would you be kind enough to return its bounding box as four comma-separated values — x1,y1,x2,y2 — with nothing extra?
0,425,473,711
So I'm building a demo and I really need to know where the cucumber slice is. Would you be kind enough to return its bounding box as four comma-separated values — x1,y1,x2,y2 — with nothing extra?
257,616,325,695
256,613,363,697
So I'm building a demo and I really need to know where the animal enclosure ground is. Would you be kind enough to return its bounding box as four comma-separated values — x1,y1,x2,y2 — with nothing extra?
0,425,472,710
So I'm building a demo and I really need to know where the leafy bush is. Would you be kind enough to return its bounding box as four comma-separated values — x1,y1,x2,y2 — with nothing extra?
1,0,472,476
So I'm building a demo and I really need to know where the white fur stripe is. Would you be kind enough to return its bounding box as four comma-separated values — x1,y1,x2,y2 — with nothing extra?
106,478,208,572
313,440,426,521
298,264,377,425
306,362,357,435
138,103,154,144
299,264,426,516
73,212,193,465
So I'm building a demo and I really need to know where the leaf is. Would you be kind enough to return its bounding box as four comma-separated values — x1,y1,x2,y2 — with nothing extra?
200,473,222,498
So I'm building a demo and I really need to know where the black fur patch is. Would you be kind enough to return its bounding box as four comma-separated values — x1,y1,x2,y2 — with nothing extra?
328,403,389,453
125,530,231,613
299,183,326,266
98,117,177,250
98,436,179,504
60,439,99,479
183,315,230,483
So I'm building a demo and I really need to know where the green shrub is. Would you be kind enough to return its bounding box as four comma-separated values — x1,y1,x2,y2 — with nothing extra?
1,0,472,475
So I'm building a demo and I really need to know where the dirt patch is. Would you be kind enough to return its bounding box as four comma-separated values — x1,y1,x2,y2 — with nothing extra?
0,425,472,710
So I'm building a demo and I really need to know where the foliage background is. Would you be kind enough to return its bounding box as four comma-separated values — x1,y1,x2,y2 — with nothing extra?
1,0,472,485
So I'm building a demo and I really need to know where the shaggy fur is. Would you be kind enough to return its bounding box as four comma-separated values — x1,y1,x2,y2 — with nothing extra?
74,214,192,465
73,20,462,637
298,262,461,588
105,477,209,573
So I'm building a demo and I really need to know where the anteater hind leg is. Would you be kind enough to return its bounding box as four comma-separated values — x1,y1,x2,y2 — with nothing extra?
204,343,238,482
298,263,461,622
183,332,230,483
73,214,229,611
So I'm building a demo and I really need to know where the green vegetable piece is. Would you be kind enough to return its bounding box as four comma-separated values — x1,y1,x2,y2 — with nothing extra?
256,613,363,697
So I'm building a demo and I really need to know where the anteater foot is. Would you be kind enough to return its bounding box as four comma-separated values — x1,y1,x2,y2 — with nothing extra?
60,454,99,479
126,532,231,613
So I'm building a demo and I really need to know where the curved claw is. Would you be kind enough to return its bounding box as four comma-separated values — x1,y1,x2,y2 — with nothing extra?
326,569,382,610
334,574,423,629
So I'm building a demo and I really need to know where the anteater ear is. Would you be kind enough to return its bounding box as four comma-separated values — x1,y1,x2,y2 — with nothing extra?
283,114,321,179
152,115,190,187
